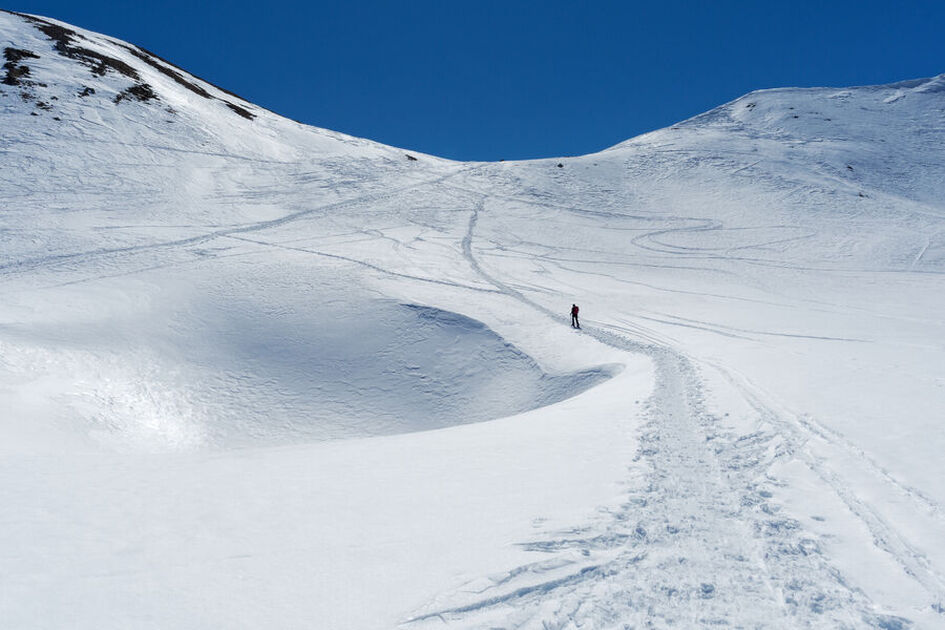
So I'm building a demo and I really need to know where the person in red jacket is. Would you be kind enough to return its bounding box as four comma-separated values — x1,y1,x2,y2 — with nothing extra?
570,304,580,328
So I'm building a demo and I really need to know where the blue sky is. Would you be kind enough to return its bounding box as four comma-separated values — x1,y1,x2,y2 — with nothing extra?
12,1,945,160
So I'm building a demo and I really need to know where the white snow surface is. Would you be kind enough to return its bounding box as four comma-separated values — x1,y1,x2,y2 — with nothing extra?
2,10,945,629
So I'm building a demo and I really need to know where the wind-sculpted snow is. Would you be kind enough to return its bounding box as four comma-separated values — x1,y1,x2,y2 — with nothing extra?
14,289,611,450
3,9,945,630
1,250,610,450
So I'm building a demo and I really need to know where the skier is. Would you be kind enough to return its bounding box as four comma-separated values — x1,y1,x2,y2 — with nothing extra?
570,303,580,328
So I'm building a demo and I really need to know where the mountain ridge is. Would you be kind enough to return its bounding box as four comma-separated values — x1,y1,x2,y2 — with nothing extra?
4,9,944,163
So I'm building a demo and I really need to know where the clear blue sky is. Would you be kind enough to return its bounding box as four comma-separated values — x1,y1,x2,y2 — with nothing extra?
12,0,945,161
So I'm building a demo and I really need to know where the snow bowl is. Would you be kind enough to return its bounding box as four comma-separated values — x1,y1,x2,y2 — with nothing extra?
161,299,615,448
5,275,615,451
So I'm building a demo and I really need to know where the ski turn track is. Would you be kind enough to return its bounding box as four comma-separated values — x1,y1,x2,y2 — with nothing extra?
407,347,908,628
406,191,914,629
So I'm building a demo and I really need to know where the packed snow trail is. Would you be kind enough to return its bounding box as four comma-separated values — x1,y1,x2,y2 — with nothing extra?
714,362,945,606
407,349,906,628
407,184,919,628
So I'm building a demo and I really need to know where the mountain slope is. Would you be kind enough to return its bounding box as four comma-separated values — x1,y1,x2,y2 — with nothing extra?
3,10,945,629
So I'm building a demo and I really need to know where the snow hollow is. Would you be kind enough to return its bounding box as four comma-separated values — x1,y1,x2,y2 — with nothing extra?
11,267,612,449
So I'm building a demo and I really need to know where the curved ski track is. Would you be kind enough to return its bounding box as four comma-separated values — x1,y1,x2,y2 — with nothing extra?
405,182,934,628
8,149,941,625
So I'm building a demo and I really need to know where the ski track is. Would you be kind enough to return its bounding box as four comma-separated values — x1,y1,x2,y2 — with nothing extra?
5,152,937,626
714,364,945,599
0,164,475,280
405,181,926,628
407,339,911,629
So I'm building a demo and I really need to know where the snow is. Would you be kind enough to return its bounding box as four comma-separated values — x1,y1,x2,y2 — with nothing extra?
3,9,945,628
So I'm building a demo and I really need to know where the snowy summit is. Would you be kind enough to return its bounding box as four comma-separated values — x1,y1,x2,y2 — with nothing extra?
2,9,945,629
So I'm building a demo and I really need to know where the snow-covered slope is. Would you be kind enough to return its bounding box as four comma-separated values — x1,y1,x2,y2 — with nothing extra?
3,10,945,629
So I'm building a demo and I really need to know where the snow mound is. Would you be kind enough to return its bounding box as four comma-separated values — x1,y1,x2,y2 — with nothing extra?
161,297,613,449
4,272,613,451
